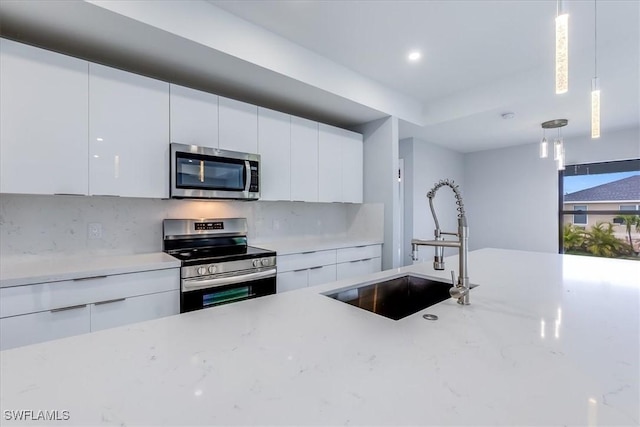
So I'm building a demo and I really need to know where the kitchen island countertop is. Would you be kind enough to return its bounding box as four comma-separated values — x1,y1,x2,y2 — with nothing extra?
0,248,638,425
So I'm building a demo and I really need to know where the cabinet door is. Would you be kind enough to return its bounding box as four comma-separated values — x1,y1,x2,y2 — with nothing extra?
341,130,363,203
290,116,319,202
0,305,90,351
219,97,258,153
307,264,337,287
90,290,179,332
336,258,381,281
318,124,343,203
170,84,218,148
89,63,170,198
277,270,308,293
258,107,291,201
0,39,89,195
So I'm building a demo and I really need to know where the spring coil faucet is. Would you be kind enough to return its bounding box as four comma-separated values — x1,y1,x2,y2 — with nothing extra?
412,179,470,305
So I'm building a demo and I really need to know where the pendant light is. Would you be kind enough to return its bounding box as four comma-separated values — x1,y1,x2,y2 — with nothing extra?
591,0,601,138
541,119,568,170
555,0,569,94
539,130,549,158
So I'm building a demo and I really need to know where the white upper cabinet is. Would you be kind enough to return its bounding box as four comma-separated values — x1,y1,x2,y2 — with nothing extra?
89,64,170,198
290,117,319,202
219,97,258,154
318,124,363,203
169,84,218,148
258,107,291,201
0,38,89,195
318,124,343,203
340,129,364,203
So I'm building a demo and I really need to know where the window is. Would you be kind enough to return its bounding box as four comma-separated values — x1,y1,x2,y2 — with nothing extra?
573,205,587,225
559,159,640,260
614,205,640,224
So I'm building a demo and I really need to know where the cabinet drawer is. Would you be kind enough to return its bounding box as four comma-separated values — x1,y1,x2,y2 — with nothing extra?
90,289,179,332
307,264,337,287
0,304,90,351
336,257,381,281
336,245,382,263
277,270,308,293
0,268,179,318
277,249,336,273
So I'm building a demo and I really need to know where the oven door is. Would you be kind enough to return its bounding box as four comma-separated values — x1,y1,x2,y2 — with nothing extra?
180,268,276,313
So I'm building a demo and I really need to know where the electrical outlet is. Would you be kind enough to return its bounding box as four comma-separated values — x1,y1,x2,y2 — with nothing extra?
88,222,103,239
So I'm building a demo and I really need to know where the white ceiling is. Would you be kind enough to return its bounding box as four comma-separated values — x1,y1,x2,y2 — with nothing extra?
210,0,640,152
1,0,638,153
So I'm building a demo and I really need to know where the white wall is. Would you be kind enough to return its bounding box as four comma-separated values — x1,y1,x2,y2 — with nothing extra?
0,195,383,257
400,138,465,263
464,126,640,253
356,116,400,270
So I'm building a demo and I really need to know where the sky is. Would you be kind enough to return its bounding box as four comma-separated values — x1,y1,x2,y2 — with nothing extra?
563,171,640,195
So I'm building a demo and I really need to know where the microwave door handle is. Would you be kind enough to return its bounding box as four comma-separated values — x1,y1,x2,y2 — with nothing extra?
245,160,251,192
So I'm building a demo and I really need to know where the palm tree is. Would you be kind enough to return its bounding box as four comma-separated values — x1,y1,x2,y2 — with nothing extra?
614,214,640,254
585,222,634,258
563,224,587,253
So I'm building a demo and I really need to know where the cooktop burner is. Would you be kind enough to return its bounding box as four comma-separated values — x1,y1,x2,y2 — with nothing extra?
170,245,275,266
162,218,275,266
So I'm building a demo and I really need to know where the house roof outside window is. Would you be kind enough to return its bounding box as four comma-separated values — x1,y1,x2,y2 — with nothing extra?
564,175,640,203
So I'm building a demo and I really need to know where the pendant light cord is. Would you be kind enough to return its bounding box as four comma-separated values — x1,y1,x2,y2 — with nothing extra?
594,0,598,77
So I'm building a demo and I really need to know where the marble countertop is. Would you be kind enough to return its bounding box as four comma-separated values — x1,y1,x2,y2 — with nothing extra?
0,252,180,288
252,236,383,255
1,248,638,425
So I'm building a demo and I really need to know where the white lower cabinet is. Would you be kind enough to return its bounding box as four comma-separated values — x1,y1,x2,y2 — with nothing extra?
336,258,381,281
90,290,179,332
0,305,90,350
276,269,308,293
307,264,337,287
276,244,381,293
0,268,179,351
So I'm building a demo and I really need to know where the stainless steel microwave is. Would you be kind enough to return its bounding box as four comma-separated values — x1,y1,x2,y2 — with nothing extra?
170,143,260,200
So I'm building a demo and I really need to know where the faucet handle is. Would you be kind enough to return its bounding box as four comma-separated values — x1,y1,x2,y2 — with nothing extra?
450,270,457,287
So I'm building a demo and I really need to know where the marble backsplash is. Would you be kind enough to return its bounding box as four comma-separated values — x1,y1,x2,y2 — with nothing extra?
0,194,383,257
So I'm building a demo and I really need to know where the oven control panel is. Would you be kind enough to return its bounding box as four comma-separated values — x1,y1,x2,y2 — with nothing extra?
194,221,224,231
182,256,277,279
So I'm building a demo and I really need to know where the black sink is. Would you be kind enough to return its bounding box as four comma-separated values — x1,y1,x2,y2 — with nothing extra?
325,275,464,320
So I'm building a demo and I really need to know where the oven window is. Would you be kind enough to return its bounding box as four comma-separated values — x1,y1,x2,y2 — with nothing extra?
176,153,245,191
202,286,250,307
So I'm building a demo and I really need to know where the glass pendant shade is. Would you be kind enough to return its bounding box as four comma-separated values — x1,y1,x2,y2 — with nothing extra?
555,13,569,94
556,143,566,170
553,138,564,161
540,137,549,158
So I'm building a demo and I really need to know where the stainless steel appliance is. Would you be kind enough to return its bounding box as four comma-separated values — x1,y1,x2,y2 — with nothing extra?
170,142,260,200
163,218,276,313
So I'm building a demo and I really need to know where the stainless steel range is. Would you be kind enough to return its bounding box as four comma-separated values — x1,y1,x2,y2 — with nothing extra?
163,218,276,313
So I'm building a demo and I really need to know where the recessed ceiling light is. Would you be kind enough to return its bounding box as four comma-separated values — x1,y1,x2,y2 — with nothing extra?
407,51,421,62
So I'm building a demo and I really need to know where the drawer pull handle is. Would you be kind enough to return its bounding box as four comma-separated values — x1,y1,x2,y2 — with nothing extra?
301,251,316,255
361,258,372,262
50,304,87,313
73,275,107,282
309,266,323,270
349,259,362,264
355,245,367,248
293,268,307,273
94,298,126,306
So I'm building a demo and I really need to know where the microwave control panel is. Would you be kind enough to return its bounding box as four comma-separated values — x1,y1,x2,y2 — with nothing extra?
249,162,259,193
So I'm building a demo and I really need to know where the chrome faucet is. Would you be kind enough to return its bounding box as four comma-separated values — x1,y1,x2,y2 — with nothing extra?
411,179,470,305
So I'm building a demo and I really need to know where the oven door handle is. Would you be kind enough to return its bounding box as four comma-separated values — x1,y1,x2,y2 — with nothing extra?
182,268,276,292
